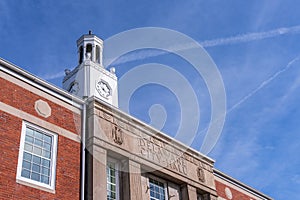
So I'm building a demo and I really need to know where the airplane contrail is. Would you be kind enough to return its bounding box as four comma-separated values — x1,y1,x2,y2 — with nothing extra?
42,25,300,80
227,55,300,114
201,25,300,47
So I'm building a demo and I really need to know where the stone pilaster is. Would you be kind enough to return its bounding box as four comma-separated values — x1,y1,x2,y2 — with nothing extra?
181,184,198,200
202,193,218,200
121,159,142,200
85,145,107,200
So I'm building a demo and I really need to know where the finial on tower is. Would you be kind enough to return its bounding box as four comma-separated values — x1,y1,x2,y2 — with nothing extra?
76,31,103,65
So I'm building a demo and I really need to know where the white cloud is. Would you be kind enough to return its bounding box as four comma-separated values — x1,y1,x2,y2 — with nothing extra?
40,70,65,80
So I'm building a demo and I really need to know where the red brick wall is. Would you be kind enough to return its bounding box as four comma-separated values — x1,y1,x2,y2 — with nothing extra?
0,112,81,200
0,77,81,200
0,77,81,134
215,180,255,200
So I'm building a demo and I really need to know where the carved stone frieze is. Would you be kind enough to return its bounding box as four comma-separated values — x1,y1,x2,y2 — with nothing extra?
103,112,113,122
112,125,123,145
197,167,206,183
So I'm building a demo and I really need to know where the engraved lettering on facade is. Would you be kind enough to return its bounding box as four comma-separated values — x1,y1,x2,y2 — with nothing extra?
138,137,187,175
112,126,123,145
103,112,113,121
116,119,126,129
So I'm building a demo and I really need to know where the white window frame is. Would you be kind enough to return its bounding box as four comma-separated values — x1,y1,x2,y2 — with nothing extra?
148,175,168,200
106,157,120,200
16,121,58,193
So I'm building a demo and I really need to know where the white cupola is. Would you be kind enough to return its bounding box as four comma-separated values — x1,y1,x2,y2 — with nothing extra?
77,30,103,65
63,31,118,107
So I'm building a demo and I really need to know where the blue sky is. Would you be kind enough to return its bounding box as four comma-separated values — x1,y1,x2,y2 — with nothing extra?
1,1,300,199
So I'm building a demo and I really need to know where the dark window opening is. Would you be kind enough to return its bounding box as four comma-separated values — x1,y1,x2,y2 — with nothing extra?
79,46,83,64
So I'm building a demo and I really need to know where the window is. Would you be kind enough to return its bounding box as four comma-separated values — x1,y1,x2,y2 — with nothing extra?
149,178,166,200
107,159,119,200
16,121,58,192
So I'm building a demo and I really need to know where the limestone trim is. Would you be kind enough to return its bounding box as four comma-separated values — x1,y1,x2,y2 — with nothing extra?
123,159,143,200
181,184,197,200
35,99,52,118
86,136,217,196
92,98,215,165
0,101,80,142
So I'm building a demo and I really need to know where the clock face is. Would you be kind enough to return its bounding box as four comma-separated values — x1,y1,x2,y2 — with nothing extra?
96,80,111,98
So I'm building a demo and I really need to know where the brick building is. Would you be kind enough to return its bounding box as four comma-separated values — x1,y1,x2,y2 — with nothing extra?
0,32,272,200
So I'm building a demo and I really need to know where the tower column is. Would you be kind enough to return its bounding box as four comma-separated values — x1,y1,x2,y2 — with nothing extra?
99,47,103,66
92,44,96,62
83,45,87,60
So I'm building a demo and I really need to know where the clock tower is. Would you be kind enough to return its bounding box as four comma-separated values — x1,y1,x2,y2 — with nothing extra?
63,31,118,107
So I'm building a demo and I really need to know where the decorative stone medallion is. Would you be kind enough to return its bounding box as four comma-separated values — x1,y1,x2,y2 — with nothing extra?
35,99,51,118
197,167,206,183
112,126,123,145
225,187,233,199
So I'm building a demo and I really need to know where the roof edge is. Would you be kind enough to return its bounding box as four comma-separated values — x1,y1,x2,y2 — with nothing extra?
213,168,273,200
0,57,84,108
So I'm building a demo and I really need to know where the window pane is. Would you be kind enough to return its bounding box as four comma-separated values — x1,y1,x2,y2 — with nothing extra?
43,143,51,151
24,143,33,152
41,175,49,184
43,135,52,143
21,169,30,178
25,135,34,143
149,178,165,200
42,158,50,168
31,172,40,181
22,160,31,170
20,124,56,187
33,146,42,156
34,138,43,147
42,167,50,176
23,152,32,161
33,155,41,164
34,131,43,140
26,128,34,136
32,164,40,173
43,150,51,159
107,162,117,200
